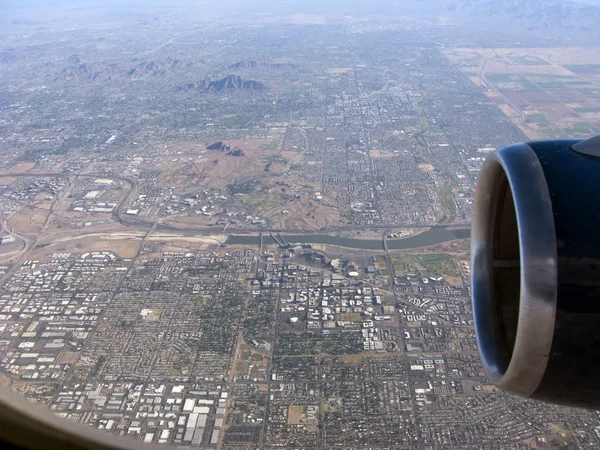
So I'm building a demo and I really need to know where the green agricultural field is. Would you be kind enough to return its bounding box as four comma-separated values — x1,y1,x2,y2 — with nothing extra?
517,79,542,92
525,113,550,124
566,122,598,134
536,81,566,89
565,80,594,86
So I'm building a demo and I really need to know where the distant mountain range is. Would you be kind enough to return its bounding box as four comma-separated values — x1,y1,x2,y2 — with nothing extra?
57,56,198,82
60,62,118,82
446,0,600,31
126,57,192,79
184,75,266,93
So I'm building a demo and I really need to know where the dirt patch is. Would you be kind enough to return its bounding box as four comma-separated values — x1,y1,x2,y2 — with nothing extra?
156,214,217,229
34,193,51,202
32,235,142,259
443,274,463,286
496,104,518,117
33,201,53,211
0,163,36,184
369,149,394,157
287,405,304,424
338,354,363,365
340,313,363,322
468,76,483,86
7,208,48,235
162,242,210,252
0,176,16,185
56,351,80,365
0,373,10,388
7,162,36,173
148,235,227,248
516,124,546,140
157,139,283,191
71,238,140,258
263,194,345,230
0,239,26,263
418,163,435,172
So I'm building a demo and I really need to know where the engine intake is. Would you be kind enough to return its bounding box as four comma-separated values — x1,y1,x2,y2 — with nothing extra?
472,137,600,408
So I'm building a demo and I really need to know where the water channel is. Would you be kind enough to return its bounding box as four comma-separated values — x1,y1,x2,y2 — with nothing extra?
225,227,470,251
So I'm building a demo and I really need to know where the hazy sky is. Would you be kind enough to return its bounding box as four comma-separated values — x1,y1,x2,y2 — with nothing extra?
2,0,419,24
3,0,600,27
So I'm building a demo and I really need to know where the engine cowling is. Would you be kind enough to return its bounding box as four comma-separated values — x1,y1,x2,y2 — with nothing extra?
471,136,600,408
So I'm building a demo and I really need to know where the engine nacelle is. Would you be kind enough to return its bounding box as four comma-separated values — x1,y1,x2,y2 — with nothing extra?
471,136,600,408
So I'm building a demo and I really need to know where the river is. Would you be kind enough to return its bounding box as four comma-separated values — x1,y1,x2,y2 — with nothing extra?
225,227,470,251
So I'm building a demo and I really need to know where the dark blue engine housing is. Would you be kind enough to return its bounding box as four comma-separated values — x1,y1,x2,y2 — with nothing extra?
471,136,600,409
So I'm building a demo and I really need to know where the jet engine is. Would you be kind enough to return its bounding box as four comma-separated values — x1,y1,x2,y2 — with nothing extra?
471,135,600,408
